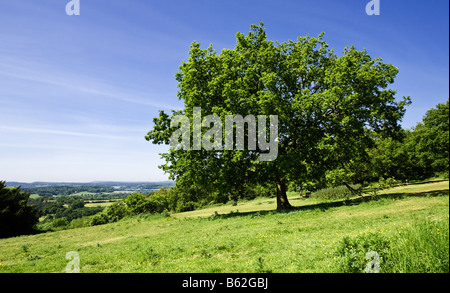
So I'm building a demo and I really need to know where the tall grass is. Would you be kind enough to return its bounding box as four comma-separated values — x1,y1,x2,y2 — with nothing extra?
335,218,449,273
385,218,449,273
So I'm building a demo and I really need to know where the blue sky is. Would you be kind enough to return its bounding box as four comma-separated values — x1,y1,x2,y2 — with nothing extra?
0,0,448,182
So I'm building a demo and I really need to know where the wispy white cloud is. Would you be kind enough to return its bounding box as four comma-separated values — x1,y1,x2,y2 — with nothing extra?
0,141,160,156
0,58,180,110
0,125,126,140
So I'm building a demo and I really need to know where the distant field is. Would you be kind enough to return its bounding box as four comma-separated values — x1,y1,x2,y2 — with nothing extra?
0,181,448,273
84,201,117,208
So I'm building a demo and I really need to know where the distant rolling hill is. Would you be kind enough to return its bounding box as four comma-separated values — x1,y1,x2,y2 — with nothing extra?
4,181,175,189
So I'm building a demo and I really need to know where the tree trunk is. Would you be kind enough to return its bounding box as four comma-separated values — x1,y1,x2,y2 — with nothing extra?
276,177,293,210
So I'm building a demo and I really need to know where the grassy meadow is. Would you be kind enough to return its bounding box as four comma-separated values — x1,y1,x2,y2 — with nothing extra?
0,180,448,273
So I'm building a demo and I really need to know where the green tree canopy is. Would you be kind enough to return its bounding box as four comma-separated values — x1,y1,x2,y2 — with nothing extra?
406,99,449,178
0,181,41,238
146,24,410,210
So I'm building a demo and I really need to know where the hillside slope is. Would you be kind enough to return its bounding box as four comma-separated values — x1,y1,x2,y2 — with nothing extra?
0,181,448,273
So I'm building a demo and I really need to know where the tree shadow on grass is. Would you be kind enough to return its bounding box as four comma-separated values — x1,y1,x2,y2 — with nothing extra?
207,188,449,220
406,179,449,185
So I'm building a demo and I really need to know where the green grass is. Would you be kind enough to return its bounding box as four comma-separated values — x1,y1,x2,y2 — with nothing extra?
0,181,448,273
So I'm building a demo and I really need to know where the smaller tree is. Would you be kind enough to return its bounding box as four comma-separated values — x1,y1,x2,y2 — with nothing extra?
413,99,449,177
367,99,449,181
105,201,129,223
0,181,41,238
368,131,411,181
124,192,151,215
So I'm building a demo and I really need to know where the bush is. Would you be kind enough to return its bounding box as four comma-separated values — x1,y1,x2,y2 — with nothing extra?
335,219,449,273
124,192,152,215
147,188,171,213
51,217,69,228
336,232,391,273
385,177,401,188
241,183,274,200
90,213,109,226
68,216,93,229
368,177,401,197
105,201,129,222
311,185,361,201
167,186,210,213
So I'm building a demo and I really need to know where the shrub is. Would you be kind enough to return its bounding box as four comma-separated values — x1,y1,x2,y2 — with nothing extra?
335,219,449,273
147,188,171,213
168,186,210,213
51,217,69,228
311,185,361,201
105,201,129,222
90,213,109,226
124,192,152,215
368,177,401,197
68,216,93,229
385,177,401,188
242,183,274,200
336,232,391,273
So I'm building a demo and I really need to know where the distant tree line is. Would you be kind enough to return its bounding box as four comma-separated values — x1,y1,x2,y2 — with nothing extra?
28,196,104,223
23,186,116,197
290,99,449,192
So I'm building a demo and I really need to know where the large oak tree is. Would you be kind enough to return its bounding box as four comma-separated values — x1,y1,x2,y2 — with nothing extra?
146,24,409,210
